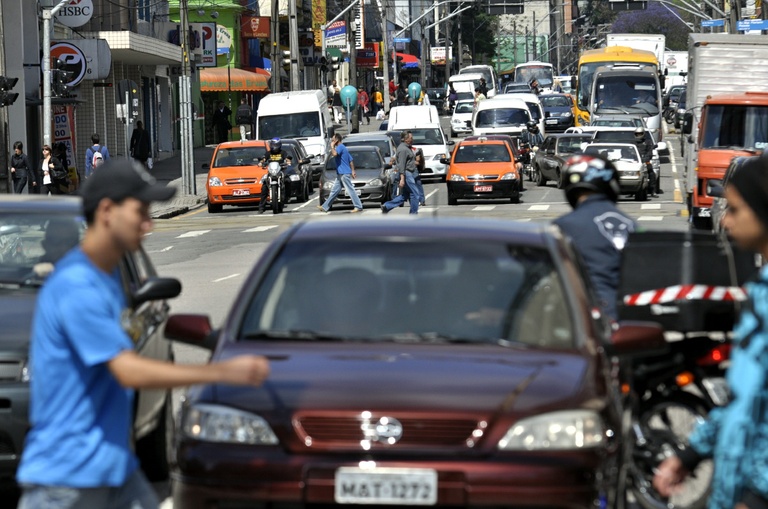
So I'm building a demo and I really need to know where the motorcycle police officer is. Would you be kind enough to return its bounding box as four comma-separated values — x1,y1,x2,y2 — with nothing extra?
634,126,658,197
258,138,290,214
554,154,637,319
520,120,544,147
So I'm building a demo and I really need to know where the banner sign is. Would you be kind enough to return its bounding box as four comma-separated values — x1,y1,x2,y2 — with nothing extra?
241,16,270,38
357,43,379,68
312,0,326,47
52,104,80,189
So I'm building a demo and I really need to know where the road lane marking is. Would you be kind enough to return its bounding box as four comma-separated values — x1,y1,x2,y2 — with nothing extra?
176,230,211,238
160,246,173,252
638,216,664,221
641,204,661,210
473,205,496,211
295,199,317,210
528,204,550,211
243,225,279,233
667,133,684,204
213,274,241,282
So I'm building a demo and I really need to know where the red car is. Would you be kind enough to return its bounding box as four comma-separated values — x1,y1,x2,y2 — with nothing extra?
166,218,663,509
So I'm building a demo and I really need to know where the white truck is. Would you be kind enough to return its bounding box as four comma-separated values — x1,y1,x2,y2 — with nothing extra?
606,34,666,70
662,51,688,91
681,34,768,229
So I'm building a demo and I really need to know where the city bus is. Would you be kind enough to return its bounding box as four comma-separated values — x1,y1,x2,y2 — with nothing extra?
513,61,554,90
575,46,659,125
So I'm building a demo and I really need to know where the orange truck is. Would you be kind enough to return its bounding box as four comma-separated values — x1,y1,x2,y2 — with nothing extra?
682,34,768,230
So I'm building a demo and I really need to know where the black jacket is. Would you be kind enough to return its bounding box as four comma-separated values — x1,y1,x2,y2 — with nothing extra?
130,128,151,161
10,153,30,177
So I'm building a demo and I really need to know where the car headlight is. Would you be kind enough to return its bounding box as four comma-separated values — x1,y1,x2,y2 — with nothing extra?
449,174,465,182
182,404,279,445
560,112,572,118
501,172,517,180
208,176,222,187
498,410,604,451
289,174,300,181
620,170,640,177
323,181,335,190
433,154,445,161
368,178,384,186
314,155,324,164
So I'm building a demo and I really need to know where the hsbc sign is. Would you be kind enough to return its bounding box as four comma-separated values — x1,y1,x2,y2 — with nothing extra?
54,0,94,28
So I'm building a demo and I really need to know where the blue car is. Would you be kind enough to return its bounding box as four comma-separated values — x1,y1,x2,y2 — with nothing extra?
540,93,575,132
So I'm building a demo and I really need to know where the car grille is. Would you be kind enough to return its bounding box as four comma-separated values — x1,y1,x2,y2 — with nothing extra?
295,414,480,448
466,174,499,181
222,195,259,201
0,361,23,381
224,178,259,185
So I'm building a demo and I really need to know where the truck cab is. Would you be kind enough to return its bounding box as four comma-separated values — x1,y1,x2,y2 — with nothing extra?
684,91,768,229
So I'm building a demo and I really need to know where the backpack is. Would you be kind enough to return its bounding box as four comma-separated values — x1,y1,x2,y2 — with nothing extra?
91,145,105,169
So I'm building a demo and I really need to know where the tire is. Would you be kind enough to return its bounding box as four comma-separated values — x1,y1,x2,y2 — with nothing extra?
629,393,712,509
271,184,279,214
556,169,566,190
298,180,309,203
664,109,675,124
135,392,174,482
207,202,222,214
535,165,547,187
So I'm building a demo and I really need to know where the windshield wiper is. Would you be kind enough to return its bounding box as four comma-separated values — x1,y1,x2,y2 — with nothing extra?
372,332,527,347
241,329,346,341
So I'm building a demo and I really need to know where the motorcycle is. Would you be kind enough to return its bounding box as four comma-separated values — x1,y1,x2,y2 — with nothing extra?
663,100,679,125
519,143,539,181
621,333,730,509
264,160,286,214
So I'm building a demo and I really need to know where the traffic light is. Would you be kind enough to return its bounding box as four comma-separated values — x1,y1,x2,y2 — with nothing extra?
0,76,19,106
319,56,328,73
282,50,291,71
52,69,73,97
330,55,340,71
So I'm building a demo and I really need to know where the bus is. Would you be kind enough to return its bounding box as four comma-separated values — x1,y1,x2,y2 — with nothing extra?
513,61,554,90
575,46,659,125
459,65,498,97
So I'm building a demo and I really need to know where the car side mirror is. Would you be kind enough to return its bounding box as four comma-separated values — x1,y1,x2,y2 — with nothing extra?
165,314,218,351
447,140,456,146
202,163,210,170
607,321,667,357
709,182,725,198
131,277,181,308
682,112,693,135
301,158,311,165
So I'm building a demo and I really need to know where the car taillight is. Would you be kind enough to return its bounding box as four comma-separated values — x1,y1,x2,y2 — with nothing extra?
696,344,731,366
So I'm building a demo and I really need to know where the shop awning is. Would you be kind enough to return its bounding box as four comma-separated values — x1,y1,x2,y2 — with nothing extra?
397,52,420,69
200,67,269,92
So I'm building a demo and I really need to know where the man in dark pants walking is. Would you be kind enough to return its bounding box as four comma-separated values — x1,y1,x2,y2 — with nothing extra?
212,101,232,144
381,131,420,215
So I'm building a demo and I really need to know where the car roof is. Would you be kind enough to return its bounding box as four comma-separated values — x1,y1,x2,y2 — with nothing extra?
216,140,267,150
547,133,592,139
290,217,554,248
344,133,393,141
587,142,637,148
458,137,507,146
0,195,82,214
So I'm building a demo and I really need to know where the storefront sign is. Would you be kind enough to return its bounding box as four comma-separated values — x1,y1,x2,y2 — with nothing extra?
54,0,94,28
241,16,270,38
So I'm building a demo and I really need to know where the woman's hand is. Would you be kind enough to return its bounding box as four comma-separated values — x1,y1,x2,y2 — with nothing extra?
652,456,689,497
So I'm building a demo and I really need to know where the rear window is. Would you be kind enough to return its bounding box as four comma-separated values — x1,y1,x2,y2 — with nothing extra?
213,147,267,167
344,139,392,157
541,96,571,108
239,240,575,348
476,108,529,128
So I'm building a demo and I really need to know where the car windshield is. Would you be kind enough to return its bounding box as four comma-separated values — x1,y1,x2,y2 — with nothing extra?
344,139,392,158
585,145,639,162
455,102,474,114
454,144,511,163
594,75,659,114
541,96,571,108
558,137,590,154
0,214,84,286
592,119,640,128
239,240,574,348
348,150,382,169
258,112,321,139
476,108,529,128
409,128,444,145
701,105,768,152
213,147,267,167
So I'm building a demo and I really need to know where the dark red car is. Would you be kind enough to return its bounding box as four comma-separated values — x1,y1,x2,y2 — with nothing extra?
166,218,662,509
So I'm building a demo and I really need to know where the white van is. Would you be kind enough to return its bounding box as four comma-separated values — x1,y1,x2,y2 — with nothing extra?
389,105,455,181
471,96,531,137
448,73,485,95
459,65,498,97
503,92,546,135
256,90,333,178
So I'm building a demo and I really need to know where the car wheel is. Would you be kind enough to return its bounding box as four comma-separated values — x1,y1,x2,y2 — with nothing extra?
135,391,174,482
556,169,566,189
207,202,223,213
535,166,547,187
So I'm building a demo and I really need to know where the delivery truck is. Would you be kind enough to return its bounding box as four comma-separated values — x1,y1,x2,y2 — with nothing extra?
607,34,666,70
682,34,768,230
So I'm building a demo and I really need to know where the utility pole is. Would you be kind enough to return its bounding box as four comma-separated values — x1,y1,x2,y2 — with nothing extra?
532,12,537,60
42,0,69,148
420,21,428,86
271,0,280,92
444,12,451,84
289,0,300,90
179,0,195,195
349,11,359,132
457,17,463,69
381,0,391,111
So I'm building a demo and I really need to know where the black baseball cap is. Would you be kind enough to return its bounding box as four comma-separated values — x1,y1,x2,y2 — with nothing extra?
80,159,176,215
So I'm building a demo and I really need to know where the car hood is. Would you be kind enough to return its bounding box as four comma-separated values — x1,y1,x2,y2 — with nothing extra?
413,144,449,158
544,106,571,115
205,343,589,415
452,113,473,122
299,139,327,159
0,289,38,352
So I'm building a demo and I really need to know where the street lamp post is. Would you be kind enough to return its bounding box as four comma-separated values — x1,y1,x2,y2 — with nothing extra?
179,0,195,195
42,0,69,148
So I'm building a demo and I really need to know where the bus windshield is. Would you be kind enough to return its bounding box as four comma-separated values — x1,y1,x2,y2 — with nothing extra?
701,105,768,152
514,65,553,88
593,75,659,115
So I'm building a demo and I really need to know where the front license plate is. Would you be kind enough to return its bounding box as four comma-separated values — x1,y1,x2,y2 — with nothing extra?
545,119,558,124
474,185,493,192
334,467,437,505
232,189,250,196
344,188,362,196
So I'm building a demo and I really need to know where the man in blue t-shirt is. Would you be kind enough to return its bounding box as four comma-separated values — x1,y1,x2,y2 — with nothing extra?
317,133,363,213
16,159,270,509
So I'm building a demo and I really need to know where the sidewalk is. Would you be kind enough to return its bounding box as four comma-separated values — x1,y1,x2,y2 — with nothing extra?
148,116,387,219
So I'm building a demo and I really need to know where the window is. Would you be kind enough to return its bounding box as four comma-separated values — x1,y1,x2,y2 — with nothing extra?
476,108,529,128
701,105,768,151
454,144,511,163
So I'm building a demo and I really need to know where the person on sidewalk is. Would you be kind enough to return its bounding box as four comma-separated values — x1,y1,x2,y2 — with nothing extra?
85,134,110,179
236,98,254,141
16,159,270,509
129,121,151,169
317,133,363,213
212,101,232,144
357,87,370,125
381,131,420,215
10,141,31,194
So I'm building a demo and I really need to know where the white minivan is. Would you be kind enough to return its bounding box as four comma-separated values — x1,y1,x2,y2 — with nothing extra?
256,90,334,179
471,96,531,138
389,105,455,181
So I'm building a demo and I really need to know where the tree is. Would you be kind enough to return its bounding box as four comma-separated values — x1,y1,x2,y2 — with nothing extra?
611,2,690,50
457,9,496,66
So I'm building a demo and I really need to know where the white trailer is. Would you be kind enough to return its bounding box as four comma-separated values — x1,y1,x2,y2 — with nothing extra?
606,34,665,69
662,51,688,91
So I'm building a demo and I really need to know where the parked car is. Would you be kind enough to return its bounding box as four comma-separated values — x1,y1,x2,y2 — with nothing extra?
166,216,666,509
319,145,391,207
205,140,269,213
278,140,313,202
0,195,180,487
532,133,593,188
450,99,475,136
442,137,521,204
583,142,649,200
540,93,576,132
